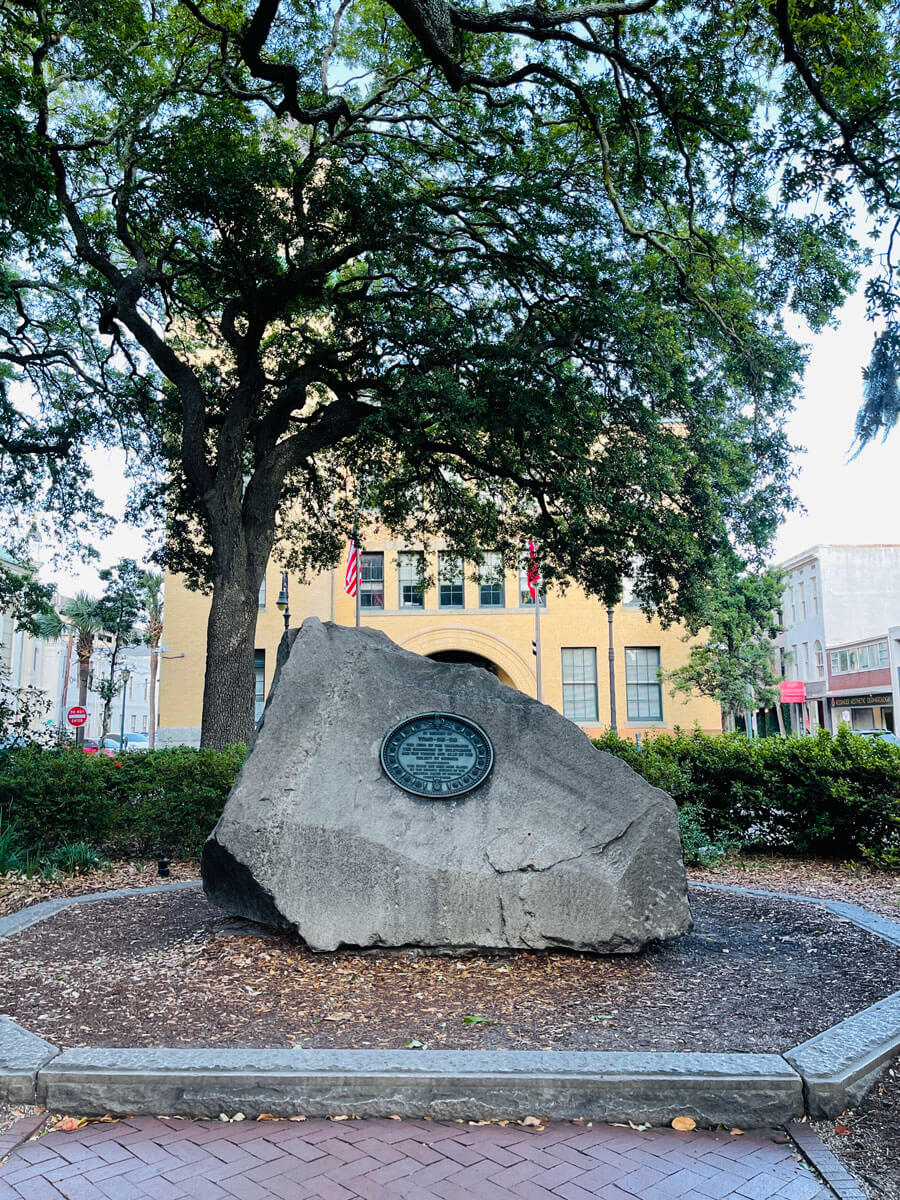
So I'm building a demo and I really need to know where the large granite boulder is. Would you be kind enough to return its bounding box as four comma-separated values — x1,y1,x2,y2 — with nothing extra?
202,619,691,952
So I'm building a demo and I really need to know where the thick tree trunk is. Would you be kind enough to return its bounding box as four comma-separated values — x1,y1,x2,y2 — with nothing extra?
201,574,261,749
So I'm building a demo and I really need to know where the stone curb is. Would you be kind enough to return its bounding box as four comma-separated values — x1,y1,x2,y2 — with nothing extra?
0,880,201,939
0,1017,58,1106
695,881,900,1117
34,1048,801,1128
0,881,898,1126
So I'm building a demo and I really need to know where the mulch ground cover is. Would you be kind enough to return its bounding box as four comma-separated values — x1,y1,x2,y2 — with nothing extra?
2,853,900,1197
1,881,898,1055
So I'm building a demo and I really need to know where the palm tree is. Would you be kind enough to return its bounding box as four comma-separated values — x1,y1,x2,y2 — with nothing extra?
140,572,163,749
60,593,103,746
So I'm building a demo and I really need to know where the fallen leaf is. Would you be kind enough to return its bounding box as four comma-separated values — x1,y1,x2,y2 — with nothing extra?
232,1113,246,1122
323,1013,353,1023
671,1116,696,1132
330,1114,350,1121
387,1115,403,1121
54,1117,84,1132
835,1122,851,1136
289,1116,307,1122
730,1128,744,1137
256,1114,277,1121
520,1116,543,1127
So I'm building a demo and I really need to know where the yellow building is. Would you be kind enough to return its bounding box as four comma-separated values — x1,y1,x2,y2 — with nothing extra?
159,538,721,744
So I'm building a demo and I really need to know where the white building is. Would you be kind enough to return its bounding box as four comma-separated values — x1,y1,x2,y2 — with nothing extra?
0,551,158,743
776,545,900,734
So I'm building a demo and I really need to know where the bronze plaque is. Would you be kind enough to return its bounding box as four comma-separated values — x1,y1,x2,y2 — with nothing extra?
380,712,493,798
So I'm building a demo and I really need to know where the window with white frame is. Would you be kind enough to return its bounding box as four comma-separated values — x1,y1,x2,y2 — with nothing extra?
438,553,464,608
360,552,384,608
398,551,425,608
258,576,266,608
625,647,663,721
810,575,819,615
798,582,806,620
561,648,598,721
478,552,505,608
814,641,824,678
830,640,890,674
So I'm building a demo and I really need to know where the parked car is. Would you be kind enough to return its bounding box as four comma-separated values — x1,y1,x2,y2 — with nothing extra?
101,733,149,753
81,739,101,755
852,729,900,747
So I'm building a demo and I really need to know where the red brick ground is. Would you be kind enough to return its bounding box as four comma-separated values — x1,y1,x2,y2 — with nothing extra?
0,1115,840,1199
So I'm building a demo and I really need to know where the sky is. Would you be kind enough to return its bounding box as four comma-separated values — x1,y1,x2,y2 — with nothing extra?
40,281,898,598
774,287,899,563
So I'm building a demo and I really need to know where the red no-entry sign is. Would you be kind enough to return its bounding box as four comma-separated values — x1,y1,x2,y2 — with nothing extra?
66,705,88,727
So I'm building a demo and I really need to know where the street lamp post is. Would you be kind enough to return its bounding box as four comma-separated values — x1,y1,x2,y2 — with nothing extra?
276,572,290,630
119,668,131,749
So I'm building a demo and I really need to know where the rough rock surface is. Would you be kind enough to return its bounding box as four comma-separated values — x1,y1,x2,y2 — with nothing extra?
202,619,691,952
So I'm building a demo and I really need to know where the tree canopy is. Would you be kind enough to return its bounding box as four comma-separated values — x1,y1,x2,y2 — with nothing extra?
0,0,888,743
665,563,784,732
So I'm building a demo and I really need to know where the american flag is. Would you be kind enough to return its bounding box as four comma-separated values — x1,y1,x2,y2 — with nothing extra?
344,536,359,596
527,539,541,600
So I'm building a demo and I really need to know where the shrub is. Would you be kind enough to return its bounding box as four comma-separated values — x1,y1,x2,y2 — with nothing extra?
594,727,900,863
0,744,247,859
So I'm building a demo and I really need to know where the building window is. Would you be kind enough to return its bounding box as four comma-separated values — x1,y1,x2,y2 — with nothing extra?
810,575,818,615
130,714,137,732
798,582,806,620
360,552,384,608
802,642,809,680
142,715,148,732
830,640,890,674
625,647,663,721
561,648,598,721
814,640,824,679
479,552,505,608
398,551,425,609
438,553,464,609
258,576,266,608
518,554,546,607
254,649,265,722
789,586,796,624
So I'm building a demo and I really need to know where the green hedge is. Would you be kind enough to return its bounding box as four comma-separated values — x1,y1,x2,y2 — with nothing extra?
594,727,900,863
0,745,247,858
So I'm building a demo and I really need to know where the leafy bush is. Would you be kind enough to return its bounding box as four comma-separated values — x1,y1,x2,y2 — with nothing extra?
0,813,24,873
0,744,247,859
594,727,900,863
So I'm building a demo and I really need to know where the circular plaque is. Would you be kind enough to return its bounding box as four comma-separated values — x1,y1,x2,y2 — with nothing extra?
380,712,494,799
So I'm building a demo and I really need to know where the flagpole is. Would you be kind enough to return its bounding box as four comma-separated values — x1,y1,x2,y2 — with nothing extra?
534,594,543,703
355,533,361,628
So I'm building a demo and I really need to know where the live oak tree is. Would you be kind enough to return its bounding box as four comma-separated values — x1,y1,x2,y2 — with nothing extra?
1,0,878,746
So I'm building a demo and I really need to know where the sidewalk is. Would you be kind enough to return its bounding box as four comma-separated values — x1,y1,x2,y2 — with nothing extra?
0,1114,855,1200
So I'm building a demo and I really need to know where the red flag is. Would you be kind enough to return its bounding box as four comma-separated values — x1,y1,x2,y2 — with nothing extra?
344,537,359,596
527,539,541,600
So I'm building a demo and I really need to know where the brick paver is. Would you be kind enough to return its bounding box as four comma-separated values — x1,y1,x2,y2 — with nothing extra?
0,1117,839,1199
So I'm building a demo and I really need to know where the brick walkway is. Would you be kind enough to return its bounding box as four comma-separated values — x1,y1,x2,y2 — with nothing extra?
0,1115,840,1200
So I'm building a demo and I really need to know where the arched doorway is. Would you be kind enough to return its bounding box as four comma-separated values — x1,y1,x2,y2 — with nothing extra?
399,628,536,695
427,649,501,678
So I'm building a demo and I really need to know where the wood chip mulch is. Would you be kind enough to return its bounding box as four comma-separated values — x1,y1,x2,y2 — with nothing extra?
2,853,900,1197
1,875,899,1057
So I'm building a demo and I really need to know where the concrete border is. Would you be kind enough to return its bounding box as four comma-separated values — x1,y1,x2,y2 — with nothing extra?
34,1048,801,1128
0,880,898,1122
